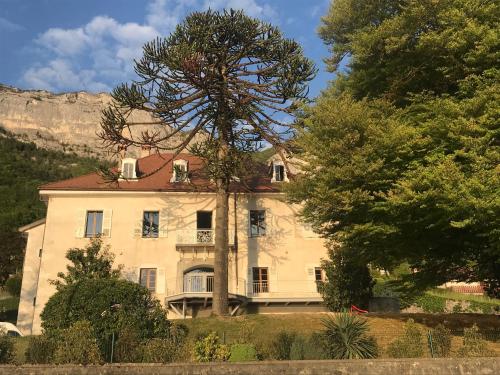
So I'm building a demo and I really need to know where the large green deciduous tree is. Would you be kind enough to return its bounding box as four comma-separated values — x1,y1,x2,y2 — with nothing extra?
289,0,499,297
99,9,315,315
319,0,499,103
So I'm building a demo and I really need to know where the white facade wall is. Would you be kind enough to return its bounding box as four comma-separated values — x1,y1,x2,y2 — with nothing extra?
17,223,45,335
20,190,327,334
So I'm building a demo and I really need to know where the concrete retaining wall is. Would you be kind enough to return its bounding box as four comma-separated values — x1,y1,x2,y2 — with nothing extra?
1,358,499,375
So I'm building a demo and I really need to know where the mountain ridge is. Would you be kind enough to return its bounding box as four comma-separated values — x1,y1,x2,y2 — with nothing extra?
0,83,191,158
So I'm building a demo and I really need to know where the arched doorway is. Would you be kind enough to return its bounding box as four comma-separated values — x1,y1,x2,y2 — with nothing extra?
183,267,214,293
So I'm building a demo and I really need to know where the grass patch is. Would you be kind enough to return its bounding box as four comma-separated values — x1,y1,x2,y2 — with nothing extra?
414,291,499,314
181,313,500,359
10,313,500,362
429,289,500,305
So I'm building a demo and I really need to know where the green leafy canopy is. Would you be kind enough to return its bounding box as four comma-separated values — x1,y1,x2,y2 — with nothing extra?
289,0,499,296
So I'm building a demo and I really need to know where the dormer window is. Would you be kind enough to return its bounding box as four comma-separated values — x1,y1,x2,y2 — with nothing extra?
271,161,287,183
120,158,137,180
170,159,189,183
274,164,285,182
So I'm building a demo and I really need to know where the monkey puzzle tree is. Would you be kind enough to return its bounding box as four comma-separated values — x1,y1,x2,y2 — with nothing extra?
99,9,315,315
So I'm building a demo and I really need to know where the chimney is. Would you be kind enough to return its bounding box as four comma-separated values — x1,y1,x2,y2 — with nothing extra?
140,145,152,159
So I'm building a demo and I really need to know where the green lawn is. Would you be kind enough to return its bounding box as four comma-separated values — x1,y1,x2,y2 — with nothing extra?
181,313,500,358
429,289,500,305
9,312,500,362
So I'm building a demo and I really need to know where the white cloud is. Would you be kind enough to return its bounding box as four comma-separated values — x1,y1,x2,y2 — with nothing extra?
37,27,89,56
22,0,278,93
146,0,195,35
23,59,111,93
203,0,276,19
0,16,24,32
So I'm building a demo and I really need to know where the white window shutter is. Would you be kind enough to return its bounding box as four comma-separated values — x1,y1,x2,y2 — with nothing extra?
269,265,277,292
247,211,252,237
247,268,253,294
306,266,315,281
156,268,165,294
133,211,143,238
124,267,139,283
75,209,86,238
265,209,273,236
102,209,112,237
159,208,168,237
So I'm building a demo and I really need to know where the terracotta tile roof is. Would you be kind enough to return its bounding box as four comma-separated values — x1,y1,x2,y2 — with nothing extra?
40,153,282,193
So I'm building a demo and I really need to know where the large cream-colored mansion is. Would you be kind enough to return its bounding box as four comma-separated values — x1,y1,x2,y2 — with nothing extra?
17,151,328,335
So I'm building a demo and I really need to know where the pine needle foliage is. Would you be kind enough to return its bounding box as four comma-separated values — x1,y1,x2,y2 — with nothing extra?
99,9,315,315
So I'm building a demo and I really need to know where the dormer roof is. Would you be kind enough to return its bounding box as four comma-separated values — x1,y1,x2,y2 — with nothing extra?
40,153,283,193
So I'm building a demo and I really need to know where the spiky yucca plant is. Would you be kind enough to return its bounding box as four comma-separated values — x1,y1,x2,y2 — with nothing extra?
321,313,378,359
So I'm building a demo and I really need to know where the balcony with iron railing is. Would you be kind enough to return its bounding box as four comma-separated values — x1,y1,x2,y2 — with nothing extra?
176,229,235,246
164,276,322,300
252,281,269,294
183,273,214,293
165,274,247,298
247,280,324,299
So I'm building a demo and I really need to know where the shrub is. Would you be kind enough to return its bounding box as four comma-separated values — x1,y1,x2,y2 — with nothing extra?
5,273,22,296
430,324,451,357
25,333,58,364
457,324,494,357
41,278,171,348
270,331,296,360
289,335,306,360
193,332,230,362
303,333,329,360
113,328,143,363
51,238,121,290
0,329,14,364
235,320,255,344
167,323,189,346
468,301,495,314
289,334,329,360
372,278,419,309
414,294,446,313
229,343,258,362
253,338,273,360
54,320,102,365
320,248,374,311
321,313,378,359
142,338,179,363
386,319,424,358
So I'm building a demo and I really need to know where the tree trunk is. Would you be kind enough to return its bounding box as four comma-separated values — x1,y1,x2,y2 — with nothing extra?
213,182,230,315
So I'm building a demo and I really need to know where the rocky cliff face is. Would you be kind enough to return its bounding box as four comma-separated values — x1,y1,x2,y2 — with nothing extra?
0,84,190,158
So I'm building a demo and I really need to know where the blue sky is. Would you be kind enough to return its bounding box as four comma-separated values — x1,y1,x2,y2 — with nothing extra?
0,0,333,97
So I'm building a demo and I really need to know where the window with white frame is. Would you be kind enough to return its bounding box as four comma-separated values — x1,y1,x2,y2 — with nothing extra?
271,161,287,182
274,164,285,181
85,211,103,237
120,158,137,179
142,211,159,238
314,267,325,293
250,210,266,237
139,268,157,292
171,159,188,182
252,267,269,293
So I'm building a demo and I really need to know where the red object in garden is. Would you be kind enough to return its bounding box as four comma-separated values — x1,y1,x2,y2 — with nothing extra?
350,305,368,314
